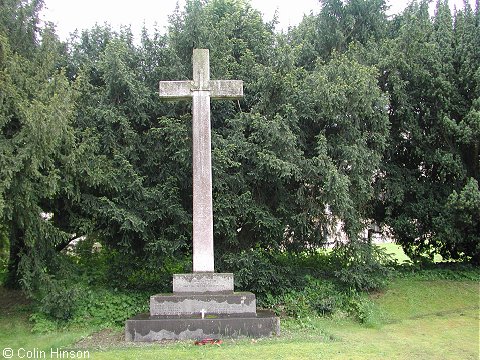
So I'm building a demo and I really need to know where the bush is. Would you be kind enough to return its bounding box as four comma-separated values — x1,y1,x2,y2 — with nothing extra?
25,240,157,330
221,247,296,297
263,276,348,319
347,293,384,327
71,287,149,327
264,277,386,326
396,262,480,281
29,285,149,332
220,245,394,324
332,242,394,291
38,280,79,321
29,313,58,333
75,239,190,292
0,223,8,264
26,241,397,331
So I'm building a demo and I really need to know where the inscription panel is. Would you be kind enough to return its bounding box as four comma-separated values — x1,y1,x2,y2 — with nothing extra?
173,273,234,293
150,294,256,316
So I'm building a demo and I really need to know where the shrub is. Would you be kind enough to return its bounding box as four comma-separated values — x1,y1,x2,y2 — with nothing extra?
332,242,394,291
306,278,345,316
71,287,149,327
29,313,58,333
29,285,149,331
396,262,480,281
221,247,295,297
38,280,79,321
0,223,8,264
75,239,190,292
347,293,384,327
263,276,348,318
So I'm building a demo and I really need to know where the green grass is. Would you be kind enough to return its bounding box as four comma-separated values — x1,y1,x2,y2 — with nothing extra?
378,242,411,263
0,277,478,360
0,319,89,356
378,242,446,264
0,289,91,357
375,278,479,321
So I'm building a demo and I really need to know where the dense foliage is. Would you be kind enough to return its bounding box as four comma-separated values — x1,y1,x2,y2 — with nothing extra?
370,1,480,264
0,0,478,325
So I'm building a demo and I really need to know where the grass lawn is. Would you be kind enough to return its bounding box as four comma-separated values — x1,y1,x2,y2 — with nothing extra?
376,242,442,264
379,242,412,263
0,276,478,360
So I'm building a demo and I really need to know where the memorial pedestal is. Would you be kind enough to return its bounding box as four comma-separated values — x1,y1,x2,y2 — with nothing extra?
125,273,280,342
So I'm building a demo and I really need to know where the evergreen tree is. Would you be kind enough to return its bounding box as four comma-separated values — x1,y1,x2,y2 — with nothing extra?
372,0,480,263
0,0,75,287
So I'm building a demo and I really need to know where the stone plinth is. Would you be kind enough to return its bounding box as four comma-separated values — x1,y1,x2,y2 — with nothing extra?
173,273,234,293
127,278,279,341
125,310,280,341
126,273,280,341
150,292,256,316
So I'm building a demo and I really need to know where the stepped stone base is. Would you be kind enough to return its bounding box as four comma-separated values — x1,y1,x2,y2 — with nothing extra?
125,310,280,341
125,272,280,342
150,292,256,316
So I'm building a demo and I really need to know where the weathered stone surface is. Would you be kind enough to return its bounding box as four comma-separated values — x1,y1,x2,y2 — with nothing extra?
150,292,256,316
210,80,243,99
191,88,214,272
158,80,192,100
125,310,280,341
173,273,234,293
158,49,243,273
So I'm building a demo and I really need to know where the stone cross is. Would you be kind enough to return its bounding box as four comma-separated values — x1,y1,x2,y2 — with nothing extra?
159,49,243,272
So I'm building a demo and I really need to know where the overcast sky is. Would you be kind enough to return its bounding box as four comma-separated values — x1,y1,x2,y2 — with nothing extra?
41,0,475,41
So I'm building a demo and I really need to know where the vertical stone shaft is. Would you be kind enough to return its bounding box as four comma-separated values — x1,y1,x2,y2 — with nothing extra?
192,49,214,272
158,49,242,273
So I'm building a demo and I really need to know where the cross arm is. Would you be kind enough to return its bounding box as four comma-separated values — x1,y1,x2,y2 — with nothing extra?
159,80,192,100
210,80,243,100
